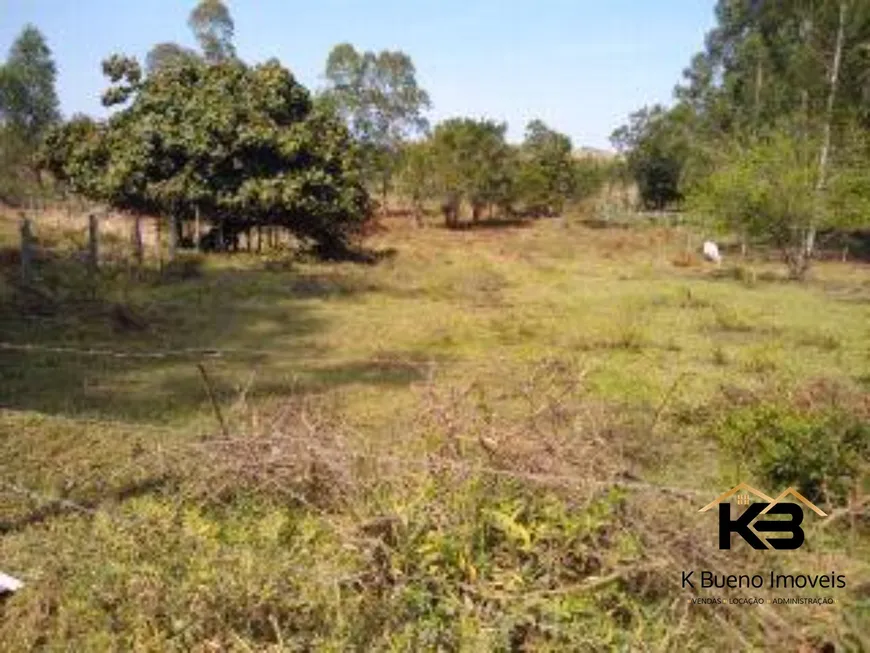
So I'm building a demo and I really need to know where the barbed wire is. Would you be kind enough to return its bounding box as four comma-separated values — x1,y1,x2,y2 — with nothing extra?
3,337,866,367
0,340,569,369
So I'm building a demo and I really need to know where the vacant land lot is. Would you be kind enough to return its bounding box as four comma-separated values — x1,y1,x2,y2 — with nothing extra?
2,213,869,651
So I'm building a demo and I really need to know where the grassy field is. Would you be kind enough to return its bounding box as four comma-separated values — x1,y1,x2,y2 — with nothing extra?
1,210,869,651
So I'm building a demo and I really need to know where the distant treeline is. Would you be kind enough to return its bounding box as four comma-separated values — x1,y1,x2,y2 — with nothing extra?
1,1,627,259
611,0,870,277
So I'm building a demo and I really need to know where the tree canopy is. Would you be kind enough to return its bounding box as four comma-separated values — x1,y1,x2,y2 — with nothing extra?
610,104,695,210
0,24,60,204
427,117,512,226
322,43,431,205
515,119,576,216
612,0,870,274
41,57,370,257
0,24,60,140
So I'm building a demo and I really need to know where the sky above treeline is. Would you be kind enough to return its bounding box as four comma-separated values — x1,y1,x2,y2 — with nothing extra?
1,0,716,150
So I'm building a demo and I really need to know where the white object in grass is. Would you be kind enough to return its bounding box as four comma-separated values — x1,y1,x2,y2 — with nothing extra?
702,240,722,264
0,572,23,594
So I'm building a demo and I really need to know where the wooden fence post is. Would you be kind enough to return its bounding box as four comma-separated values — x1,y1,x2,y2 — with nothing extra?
20,216,33,284
132,214,144,267
88,213,99,274
194,205,202,252
168,213,178,262
156,217,163,271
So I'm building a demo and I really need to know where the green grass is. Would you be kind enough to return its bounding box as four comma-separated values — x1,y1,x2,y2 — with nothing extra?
1,211,869,651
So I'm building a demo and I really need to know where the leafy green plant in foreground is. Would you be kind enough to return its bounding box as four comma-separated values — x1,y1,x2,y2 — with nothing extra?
716,400,870,506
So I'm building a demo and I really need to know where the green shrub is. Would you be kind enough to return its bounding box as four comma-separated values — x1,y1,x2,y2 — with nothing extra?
717,403,870,504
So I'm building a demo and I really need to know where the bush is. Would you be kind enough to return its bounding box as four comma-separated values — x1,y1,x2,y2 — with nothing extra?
717,402,870,505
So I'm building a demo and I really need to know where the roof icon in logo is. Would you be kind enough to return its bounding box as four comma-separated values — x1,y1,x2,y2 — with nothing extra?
698,482,827,517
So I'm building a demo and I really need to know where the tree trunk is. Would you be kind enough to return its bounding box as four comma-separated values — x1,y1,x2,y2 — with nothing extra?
156,217,163,270
20,217,33,284
194,205,202,252
412,198,424,228
132,214,144,267
442,195,458,229
805,0,847,275
168,214,178,262
753,59,764,129
88,213,99,275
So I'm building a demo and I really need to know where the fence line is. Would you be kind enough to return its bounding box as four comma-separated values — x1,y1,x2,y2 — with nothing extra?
0,340,568,369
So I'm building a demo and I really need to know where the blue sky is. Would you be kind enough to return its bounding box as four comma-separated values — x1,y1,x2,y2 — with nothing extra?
1,0,716,149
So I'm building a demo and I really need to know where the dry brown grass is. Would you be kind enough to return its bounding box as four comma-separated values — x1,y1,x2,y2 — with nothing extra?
171,359,861,651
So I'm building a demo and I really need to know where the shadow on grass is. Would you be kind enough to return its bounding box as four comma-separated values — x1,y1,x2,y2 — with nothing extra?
239,358,428,403
577,218,634,230
0,250,421,425
442,217,535,231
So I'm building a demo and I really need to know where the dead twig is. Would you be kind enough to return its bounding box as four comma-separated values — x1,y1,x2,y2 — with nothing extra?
197,362,229,438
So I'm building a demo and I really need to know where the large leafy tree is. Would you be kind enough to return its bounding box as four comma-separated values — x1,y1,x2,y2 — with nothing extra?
428,117,512,227
0,24,60,204
323,44,431,208
0,25,60,139
515,119,575,216
610,104,697,210
675,0,870,135
41,57,370,258
396,140,436,226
